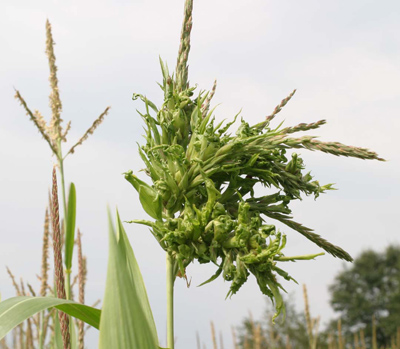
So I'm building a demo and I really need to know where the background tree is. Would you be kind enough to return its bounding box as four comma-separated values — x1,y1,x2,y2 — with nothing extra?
329,245,400,347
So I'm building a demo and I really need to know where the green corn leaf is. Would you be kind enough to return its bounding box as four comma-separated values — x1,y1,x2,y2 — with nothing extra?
0,296,101,340
275,252,324,262
125,171,162,220
198,265,223,287
54,311,64,349
98,209,159,349
159,56,169,83
267,280,285,323
132,93,158,114
65,182,76,270
116,211,159,334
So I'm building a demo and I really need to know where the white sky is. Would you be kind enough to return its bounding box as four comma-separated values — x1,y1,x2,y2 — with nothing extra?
0,0,399,348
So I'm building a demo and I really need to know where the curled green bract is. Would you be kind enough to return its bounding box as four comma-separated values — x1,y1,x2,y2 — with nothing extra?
126,57,383,319
125,171,162,221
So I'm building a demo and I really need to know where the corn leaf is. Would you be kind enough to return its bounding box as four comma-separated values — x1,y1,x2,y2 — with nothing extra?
65,182,76,270
54,311,64,349
198,265,222,287
70,316,78,349
0,296,101,340
125,171,162,220
98,209,159,349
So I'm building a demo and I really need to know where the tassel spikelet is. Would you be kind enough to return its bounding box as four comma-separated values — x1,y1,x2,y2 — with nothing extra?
254,89,297,132
61,121,71,143
201,79,217,117
40,209,50,297
303,285,313,345
45,19,63,140
50,168,70,349
267,89,297,122
66,106,111,156
0,337,10,349
34,109,48,134
26,317,34,349
77,229,85,349
6,267,21,296
280,120,327,135
20,278,26,296
175,0,193,91
14,90,58,154
210,322,217,349
26,283,36,297
302,284,321,349
15,20,110,160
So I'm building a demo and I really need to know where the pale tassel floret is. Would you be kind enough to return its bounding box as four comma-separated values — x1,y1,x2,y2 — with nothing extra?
66,106,111,156
14,90,58,155
267,89,297,122
77,229,85,349
45,19,63,139
6,266,21,296
26,283,41,343
33,110,48,134
201,80,217,118
61,121,71,142
175,0,193,91
40,209,50,297
16,20,111,161
210,321,217,349
303,284,312,343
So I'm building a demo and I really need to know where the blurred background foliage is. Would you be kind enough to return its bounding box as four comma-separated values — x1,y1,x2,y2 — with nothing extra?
233,245,400,349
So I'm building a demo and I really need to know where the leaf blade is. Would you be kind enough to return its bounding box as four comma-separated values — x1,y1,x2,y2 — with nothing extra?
98,210,159,349
0,296,100,340
65,182,77,270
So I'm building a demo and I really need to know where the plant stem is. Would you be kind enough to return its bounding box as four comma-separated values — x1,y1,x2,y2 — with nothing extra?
57,146,68,232
166,252,175,349
65,272,71,300
57,144,71,300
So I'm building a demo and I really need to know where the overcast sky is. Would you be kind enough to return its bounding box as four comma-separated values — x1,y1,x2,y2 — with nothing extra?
1,0,399,348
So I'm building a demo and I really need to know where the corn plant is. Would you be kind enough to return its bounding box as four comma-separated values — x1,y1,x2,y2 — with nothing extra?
0,18,161,349
0,171,162,348
125,0,383,347
1,18,111,349
13,19,110,304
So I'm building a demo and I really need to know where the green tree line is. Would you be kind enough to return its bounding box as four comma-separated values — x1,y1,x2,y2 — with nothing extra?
236,245,400,349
